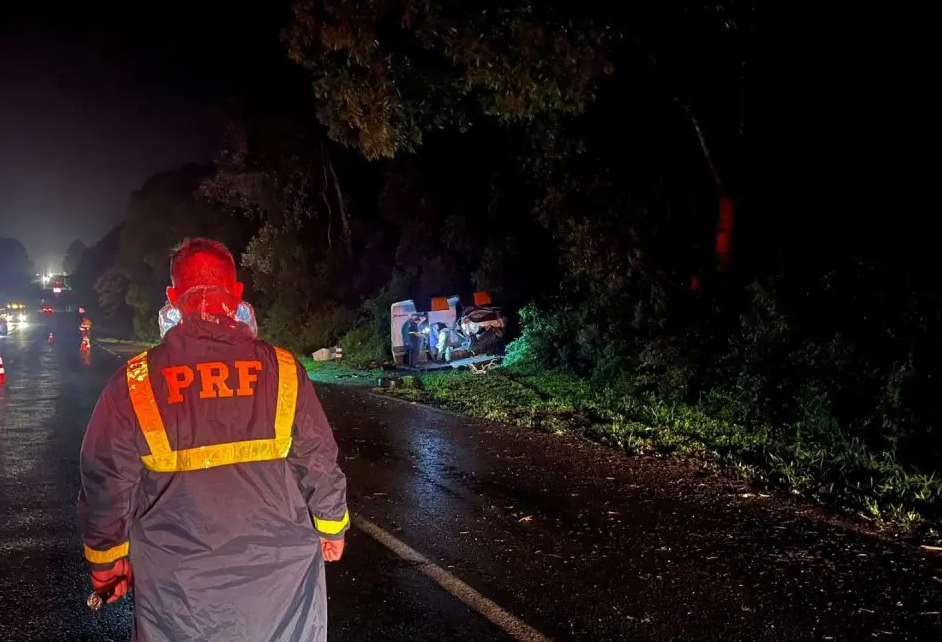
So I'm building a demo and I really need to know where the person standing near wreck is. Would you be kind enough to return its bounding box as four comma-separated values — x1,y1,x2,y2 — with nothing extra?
78,238,349,641
402,312,428,367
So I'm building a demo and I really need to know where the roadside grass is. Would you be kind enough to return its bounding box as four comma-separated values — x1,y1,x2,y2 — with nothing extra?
102,334,941,536
300,358,387,386
370,364,942,538
97,337,155,346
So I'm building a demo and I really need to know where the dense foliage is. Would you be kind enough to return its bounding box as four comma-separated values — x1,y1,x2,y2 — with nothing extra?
77,165,253,338
61,240,86,276
74,2,936,529
0,238,34,298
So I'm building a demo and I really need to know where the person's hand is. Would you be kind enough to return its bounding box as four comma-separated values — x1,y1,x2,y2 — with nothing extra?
321,537,345,562
90,558,133,603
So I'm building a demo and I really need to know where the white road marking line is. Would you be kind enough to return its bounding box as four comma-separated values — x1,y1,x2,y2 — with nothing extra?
92,341,120,357
354,515,554,642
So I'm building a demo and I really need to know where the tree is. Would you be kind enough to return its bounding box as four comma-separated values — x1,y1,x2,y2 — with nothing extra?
62,239,87,275
116,164,251,337
198,114,369,351
0,238,33,297
284,0,616,159
94,267,131,318
72,226,121,309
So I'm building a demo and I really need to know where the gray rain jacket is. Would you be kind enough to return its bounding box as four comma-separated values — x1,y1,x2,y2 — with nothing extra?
78,318,348,641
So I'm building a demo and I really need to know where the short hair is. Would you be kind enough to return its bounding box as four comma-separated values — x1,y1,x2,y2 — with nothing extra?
170,238,237,294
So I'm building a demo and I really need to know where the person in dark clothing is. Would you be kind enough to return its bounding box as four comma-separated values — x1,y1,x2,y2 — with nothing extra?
401,317,417,366
78,238,348,642
401,313,427,367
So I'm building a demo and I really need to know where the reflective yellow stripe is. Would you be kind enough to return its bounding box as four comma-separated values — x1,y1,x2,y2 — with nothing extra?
314,510,350,535
127,347,299,473
126,351,172,457
141,438,293,472
273,347,299,442
84,541,129,564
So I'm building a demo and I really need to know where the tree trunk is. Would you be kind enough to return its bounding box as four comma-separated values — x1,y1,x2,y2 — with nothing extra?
680,102,723,191
320,143,333,249
325,147,352,256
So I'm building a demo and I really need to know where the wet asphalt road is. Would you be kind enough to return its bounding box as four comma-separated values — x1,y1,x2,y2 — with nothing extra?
0,319,507,642
1,317,941,641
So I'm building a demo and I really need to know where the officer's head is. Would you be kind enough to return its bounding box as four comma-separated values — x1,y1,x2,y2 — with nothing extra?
167,238,244,311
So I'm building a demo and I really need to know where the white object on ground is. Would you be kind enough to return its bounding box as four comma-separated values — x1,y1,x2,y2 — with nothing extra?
312,346,344,361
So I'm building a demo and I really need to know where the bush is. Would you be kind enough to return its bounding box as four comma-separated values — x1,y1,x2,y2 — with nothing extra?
339,322,387,366
252,269,412,362
132,313,161,342
260,302,358,354
503,303,579,370
334,269,413,366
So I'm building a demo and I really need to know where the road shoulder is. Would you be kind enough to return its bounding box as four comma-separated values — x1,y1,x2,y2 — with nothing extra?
93,337,156,359
321,384,942,641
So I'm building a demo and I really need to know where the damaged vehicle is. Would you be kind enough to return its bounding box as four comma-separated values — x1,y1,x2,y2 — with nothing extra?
447,304,506,362
390,292,505,371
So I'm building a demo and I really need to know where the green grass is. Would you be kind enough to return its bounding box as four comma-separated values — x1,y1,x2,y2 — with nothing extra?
299,358,387,386
97,337,155,346
370,364,942,538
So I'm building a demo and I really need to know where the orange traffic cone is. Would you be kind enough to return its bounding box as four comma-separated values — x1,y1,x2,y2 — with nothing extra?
81,337,90,352
48,332,55,345
0,355,5,386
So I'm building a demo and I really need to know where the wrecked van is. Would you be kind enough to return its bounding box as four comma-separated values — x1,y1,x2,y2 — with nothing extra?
390,292,505,369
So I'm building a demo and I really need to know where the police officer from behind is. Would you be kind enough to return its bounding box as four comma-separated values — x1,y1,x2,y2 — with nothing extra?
77,238,348,642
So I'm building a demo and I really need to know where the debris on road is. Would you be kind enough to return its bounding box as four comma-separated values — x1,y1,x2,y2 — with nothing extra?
312,346,343,361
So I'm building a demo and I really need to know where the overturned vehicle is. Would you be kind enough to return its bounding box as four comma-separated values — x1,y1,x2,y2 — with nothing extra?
391,292,505,371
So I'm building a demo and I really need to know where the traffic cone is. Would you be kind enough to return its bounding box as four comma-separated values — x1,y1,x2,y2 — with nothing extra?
48,332,54,344
0,355,5,386
81,337,90,352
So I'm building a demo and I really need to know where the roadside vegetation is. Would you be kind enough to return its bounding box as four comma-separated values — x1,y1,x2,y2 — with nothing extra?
379,359,942,539
65,4,935,539
303,328,942,540
96,337,154,346
300,358,386,387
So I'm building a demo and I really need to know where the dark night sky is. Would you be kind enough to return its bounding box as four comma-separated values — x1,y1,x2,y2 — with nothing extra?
0,3,283,272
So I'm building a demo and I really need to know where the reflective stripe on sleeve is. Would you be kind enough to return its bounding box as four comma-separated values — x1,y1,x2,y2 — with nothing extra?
84,541,130,565
314,510,350,535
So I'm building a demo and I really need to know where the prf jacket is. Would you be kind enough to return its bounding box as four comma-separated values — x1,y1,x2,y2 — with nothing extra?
78,318,348,642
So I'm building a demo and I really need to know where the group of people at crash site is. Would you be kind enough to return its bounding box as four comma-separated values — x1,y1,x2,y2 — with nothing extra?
400,311,504,367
